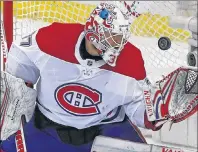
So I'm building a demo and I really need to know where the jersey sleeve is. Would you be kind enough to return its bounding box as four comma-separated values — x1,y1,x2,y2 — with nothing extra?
5,42,40,84
123,78,146,128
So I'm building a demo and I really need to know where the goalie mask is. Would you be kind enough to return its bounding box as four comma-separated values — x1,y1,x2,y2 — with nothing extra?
84,1,132,66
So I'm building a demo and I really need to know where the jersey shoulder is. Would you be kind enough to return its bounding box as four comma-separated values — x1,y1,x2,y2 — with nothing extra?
36,23,84,63
102,42,146,80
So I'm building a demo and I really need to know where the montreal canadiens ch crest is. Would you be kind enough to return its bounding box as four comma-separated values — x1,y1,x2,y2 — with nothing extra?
55,83,102,116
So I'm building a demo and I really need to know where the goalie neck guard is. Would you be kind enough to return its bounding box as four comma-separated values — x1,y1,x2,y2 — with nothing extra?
84,1,132,67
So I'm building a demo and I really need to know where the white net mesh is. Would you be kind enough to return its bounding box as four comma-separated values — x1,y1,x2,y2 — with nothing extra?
4,1,198,80
176,1,197,17
185,70,198,94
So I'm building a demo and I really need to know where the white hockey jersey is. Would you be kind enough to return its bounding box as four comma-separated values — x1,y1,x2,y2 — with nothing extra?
5,23,147,129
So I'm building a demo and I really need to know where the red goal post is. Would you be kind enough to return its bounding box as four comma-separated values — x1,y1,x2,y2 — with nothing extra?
3,1,13,50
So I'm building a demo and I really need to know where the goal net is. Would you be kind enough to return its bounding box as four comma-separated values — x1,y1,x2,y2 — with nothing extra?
1,1,198,80
1,1,198,150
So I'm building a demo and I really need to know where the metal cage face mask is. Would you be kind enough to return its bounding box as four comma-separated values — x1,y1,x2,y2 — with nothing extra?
85,2,132,66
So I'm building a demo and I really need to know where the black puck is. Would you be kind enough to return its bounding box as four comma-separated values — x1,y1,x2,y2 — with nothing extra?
158,37,171,50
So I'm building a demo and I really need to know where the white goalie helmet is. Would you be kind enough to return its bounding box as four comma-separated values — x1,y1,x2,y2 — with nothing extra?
84,1,133,66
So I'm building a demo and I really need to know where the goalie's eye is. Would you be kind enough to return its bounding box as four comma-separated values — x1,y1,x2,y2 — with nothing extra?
113,47,119,50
